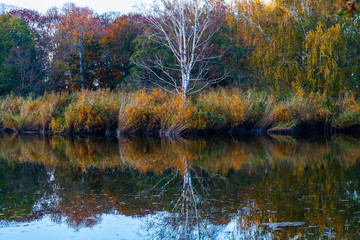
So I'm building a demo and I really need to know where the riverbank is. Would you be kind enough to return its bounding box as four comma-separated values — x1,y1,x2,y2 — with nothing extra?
1,88,360,136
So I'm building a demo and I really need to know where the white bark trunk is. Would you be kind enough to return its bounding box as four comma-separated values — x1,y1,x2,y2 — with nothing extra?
134,0,222,99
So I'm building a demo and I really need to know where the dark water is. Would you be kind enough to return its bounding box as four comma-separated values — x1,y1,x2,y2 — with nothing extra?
0,134,359,239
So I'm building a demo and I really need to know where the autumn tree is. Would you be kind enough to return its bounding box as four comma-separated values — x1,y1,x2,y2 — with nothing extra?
133,0,225,99
100,14,145,88
230,0,353,96
53,4,103,91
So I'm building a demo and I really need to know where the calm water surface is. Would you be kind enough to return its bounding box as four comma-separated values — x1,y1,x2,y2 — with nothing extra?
0,134,359,239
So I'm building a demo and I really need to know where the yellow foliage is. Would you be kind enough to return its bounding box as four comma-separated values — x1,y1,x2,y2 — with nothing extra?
303,24,345,95
231,0,345,97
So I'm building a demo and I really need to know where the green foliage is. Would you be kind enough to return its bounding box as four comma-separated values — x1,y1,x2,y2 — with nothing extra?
337,7,350,17
0,14,35,95
0,15,33,58
337,0,359,17
130,31,179,86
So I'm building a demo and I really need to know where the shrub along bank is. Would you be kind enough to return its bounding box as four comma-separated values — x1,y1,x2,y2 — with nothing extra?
1,88,360,135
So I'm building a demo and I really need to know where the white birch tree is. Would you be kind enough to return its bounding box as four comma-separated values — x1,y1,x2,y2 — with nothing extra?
134,0,224,99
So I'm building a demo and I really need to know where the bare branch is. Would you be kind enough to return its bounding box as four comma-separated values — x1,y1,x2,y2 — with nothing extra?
133,0,225,98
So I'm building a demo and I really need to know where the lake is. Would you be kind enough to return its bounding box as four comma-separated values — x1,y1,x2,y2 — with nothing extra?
0,133,359,239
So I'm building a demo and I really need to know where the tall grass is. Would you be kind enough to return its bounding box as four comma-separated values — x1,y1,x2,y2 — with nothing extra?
1,88,360,134
0,94,55,131
332,92,360,128
0,90,123,133
118,89,195,134
194,89,246,129
63,90,123,132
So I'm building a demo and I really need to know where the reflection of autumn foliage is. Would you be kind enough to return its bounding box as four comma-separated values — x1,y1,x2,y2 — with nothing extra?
119,137,192,174
0,134,124,169
47,189,112,228
10,168,168,229
2,134,360,174
243,158,360,239
1,134,360,237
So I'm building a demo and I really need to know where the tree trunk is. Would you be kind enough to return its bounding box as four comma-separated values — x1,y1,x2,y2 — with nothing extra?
79,38,84,91
182,74,187,100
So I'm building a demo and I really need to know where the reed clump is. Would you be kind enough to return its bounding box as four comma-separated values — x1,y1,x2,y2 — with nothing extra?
0,94,26,130
0,93,56,131
242,90,273,125
332,92,360,129
63,90,122,132
0,90,122,133
193,89,245,130
1,88,360,135
118,89,195,134
119,89,169,132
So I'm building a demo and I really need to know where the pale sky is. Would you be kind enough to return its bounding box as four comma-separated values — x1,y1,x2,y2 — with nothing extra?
0,0,151,14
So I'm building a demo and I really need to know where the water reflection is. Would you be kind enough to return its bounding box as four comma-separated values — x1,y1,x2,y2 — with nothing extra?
0,134,360,239
141,155,217,240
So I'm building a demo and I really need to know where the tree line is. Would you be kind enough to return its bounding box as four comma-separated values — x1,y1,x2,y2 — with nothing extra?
0,0,359,97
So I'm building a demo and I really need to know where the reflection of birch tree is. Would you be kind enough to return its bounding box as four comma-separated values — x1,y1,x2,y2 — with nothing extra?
172,156,211,239
142,155,216,240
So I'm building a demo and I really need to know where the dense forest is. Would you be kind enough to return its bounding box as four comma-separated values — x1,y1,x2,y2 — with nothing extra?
0,0,360,134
